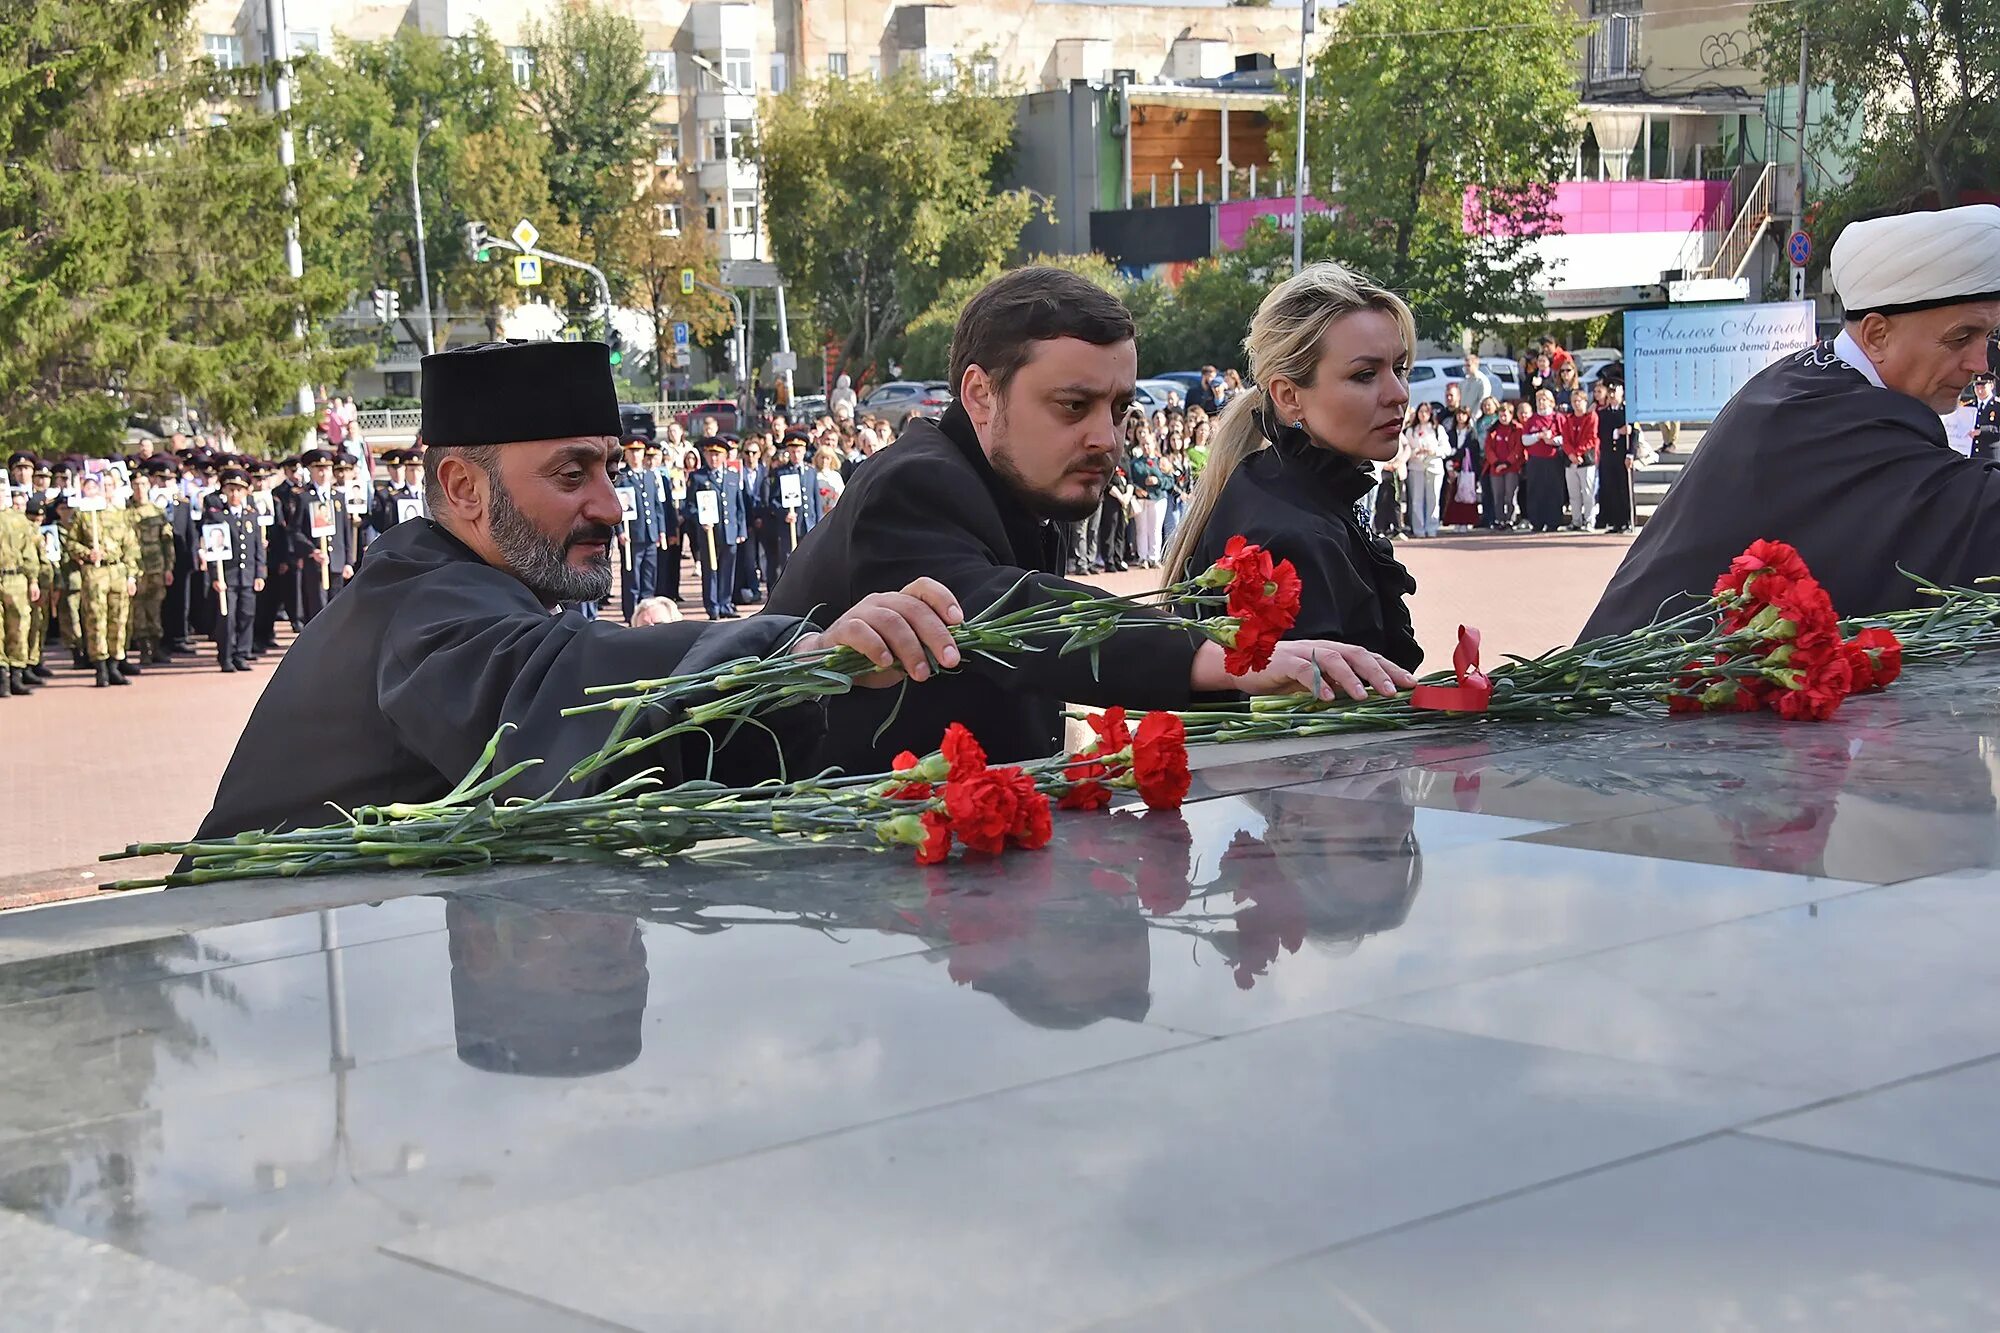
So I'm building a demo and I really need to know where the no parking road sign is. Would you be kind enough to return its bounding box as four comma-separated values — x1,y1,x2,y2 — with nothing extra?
1787,230,1812,267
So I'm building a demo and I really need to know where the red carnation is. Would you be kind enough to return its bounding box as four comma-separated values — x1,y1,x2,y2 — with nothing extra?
1844,627,1903,692
1714,539,1812,603
1768,640,1855,721
884,751,935,801
940,723,987,781
943,769,1018,855
995,766,1053,849
1087,706,1133,757
1131,711,1191,810
1057,762,1113,811
915,811,953,864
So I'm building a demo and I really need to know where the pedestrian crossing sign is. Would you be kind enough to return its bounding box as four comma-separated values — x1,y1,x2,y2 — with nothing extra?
515,255,543,287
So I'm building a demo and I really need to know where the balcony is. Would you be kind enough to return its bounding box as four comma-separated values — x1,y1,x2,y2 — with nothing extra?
696,156,758,193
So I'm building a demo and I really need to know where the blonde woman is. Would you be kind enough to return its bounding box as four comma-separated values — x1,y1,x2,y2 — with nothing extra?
812,445,846,511
1163,261,1425,671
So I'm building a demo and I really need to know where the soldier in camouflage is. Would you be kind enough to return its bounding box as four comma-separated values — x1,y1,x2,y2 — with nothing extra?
59,476,138,686
0,485,41,696
126,458,176,665
23,494,55,682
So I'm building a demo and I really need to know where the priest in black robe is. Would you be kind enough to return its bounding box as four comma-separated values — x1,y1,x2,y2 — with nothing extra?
195,340,961,841
765,266,1415,775
1583,204,2000,639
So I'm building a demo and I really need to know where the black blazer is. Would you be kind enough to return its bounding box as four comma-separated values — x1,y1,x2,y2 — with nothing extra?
1188,431,1423,671
765,404,1204,773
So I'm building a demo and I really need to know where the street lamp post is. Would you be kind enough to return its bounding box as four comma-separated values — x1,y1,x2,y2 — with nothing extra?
688,52,793,398
410,117,440,357
1293,1,1316,275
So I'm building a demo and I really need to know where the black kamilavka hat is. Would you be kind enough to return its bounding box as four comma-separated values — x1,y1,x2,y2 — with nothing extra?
421,340,624,447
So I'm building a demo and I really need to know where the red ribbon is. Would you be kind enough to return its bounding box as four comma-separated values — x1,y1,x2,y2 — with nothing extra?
1410,625,1493,713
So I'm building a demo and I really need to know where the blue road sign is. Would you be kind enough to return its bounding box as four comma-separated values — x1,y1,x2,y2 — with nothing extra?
672,321,690,348
1787,230,1812,266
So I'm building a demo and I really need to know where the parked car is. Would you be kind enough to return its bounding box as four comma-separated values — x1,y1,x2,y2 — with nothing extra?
787,393,829,425
1150,370,1211,399
1131,378,1192,415
1407,356,1523,409
674,400,739,435
618,404,657,441
1573,350,1624,386
861,380,952,428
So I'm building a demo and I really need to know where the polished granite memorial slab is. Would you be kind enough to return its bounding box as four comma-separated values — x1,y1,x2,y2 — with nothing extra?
6,665,2000,1330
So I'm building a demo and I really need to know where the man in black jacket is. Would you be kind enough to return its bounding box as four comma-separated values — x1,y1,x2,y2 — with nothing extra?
196,340,962,841
765,267,1414,774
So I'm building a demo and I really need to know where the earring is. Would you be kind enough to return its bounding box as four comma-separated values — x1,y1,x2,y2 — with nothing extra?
1293,419,1305,430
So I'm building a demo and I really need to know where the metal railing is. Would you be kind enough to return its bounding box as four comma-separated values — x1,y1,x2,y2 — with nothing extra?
1672,160,1761,279
1701,162,1775,281
355,400,718,437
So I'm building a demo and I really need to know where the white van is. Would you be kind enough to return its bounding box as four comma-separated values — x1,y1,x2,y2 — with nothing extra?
1407,356,1523,409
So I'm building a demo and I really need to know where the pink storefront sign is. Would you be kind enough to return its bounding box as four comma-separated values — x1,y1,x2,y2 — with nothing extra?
1216,196,1336,251
1463,180,1731,238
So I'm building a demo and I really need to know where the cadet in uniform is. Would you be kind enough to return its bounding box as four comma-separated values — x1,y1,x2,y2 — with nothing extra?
24,495,55,681
682,438,746,619
205,466,266,672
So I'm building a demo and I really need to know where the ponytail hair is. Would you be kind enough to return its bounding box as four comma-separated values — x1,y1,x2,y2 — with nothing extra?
1162,261,1415,585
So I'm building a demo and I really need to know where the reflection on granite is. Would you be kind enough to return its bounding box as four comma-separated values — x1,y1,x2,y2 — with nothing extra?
6,671,2000,1328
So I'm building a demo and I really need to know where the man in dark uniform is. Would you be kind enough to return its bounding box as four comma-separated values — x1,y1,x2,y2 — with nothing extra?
269,455,305,629
201,467,265,672
761,433,820,586
1584,205,2000,638
1971,374,2000,463
193,340,961,841
613,433,661,622
733,436,766,607
682,437,746,619
289,447,353,622
766,266,1414,774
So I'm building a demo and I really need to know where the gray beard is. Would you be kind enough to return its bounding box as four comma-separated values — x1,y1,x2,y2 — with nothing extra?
488,484,613,605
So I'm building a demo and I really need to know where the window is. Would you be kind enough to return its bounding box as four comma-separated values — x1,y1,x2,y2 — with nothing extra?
506,45,536,87
1589,0,1642,83
385,372,415,399
654,202,682,234
923,48,956,85
868,54,883,80
705,199,721,232
646,50,678,95
730,188,758,233
707,118,752,162
289,29,320,56
723,48,754,90
770,52,789,94
972,56,998,91
655,123,681,166
203,33,243,69
827,52,848,77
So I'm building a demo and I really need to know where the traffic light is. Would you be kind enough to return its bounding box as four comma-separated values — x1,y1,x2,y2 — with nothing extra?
465,220,493,263
680,268,695,296
370,288,400,324
607,329,625,367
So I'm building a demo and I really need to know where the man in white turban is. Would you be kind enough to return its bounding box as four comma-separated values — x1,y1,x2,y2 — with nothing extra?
1584,204,2000,636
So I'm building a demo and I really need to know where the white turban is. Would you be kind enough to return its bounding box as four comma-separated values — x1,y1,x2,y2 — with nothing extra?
1831,204,2000,317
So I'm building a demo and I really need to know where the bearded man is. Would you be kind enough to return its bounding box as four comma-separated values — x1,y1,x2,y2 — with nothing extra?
196,340,960,840
764,266,1414,774
1584,205,2000,637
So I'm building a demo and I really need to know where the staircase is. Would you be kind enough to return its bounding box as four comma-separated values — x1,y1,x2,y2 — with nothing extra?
1674,163,1777,283
1632,426,1705,526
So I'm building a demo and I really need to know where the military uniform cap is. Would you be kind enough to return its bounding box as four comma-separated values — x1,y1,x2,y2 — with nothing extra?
419,340,623,447
300,448,336,466
7,451,35,469
218,465,251,486
141,456,175,475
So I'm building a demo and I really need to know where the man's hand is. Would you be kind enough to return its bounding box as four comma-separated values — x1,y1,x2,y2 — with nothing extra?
164,571,173,587
340,563,353,580
795,577,963,687
28,585,38,604
126,578,137,597
253,577,265,592
213,578,225,595
312,549,327,565
1192,639,1418,702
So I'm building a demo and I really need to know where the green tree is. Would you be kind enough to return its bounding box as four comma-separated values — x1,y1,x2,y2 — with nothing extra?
901,253,1125,381
520,1,654,282
1273,0,1581,340
297,27,566,352
606,173,735,397
0,2,366,454
1751,0,2000,236
758,62,1039,376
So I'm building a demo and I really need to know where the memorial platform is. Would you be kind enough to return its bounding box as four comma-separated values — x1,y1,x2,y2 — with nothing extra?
6,664,2000,1330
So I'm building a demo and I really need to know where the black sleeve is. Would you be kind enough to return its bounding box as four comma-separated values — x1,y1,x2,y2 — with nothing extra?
378,567,823,799
843,468,1201,709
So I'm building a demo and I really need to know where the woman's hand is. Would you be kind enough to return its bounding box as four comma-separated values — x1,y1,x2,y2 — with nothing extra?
1192,640,1419,701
